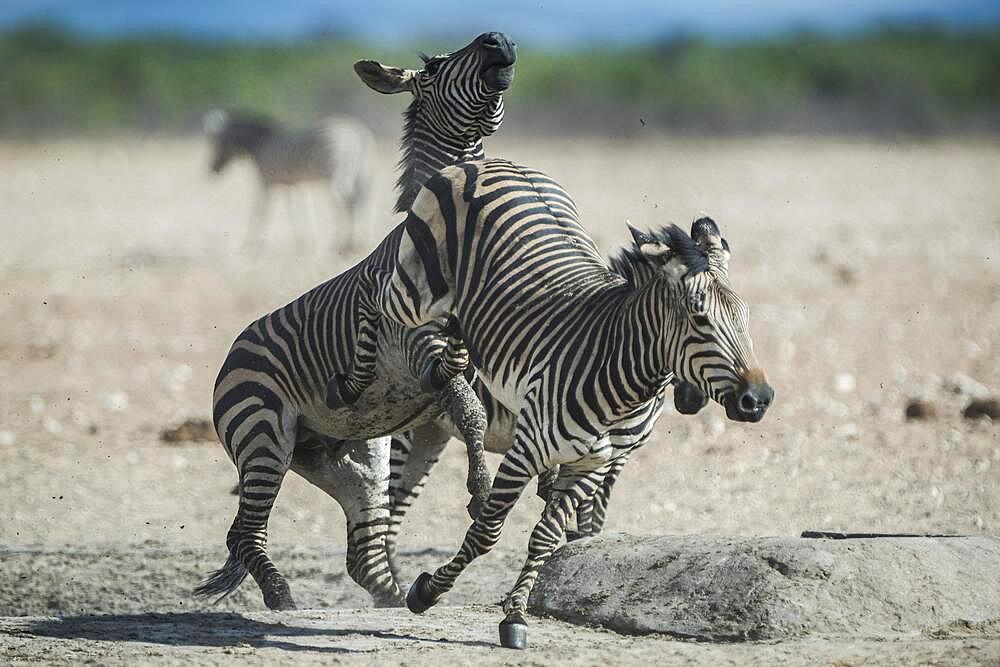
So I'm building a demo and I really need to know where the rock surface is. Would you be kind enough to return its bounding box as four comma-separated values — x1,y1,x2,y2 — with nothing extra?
529,533,1000,641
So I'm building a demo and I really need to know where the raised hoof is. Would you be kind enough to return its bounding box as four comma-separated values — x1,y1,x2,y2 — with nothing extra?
325,373,356,409
262,579,297,611
406,572,439,614
499,615,528,649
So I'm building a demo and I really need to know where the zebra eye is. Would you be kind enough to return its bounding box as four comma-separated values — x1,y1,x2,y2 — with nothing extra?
692,314,711,328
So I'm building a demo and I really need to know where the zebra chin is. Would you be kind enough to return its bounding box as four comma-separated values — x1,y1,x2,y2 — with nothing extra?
482,64,515,92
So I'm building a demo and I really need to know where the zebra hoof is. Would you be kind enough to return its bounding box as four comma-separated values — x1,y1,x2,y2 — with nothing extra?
325,373,356,409
419,358,446,393
499,614,528,649
262,578,297,611
406,572,439,614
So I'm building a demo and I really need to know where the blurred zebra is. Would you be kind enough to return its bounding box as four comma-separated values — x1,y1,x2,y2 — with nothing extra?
195,32,518,612
330,159,773,648
203,109,374,252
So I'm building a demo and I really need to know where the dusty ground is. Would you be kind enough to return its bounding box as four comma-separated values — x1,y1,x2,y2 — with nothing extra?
0,135,998,663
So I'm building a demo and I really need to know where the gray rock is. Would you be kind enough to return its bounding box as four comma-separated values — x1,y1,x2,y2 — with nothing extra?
529,533,1000,641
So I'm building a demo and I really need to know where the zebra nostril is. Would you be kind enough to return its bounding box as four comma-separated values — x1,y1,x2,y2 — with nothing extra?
739,392,758,413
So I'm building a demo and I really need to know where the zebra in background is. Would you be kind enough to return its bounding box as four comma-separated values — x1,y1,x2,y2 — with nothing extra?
330,158,773,648
195,32,518,612
203,109,374,253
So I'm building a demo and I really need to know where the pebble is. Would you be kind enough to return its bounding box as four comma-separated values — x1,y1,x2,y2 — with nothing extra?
963,398,1000,420
834,373,856,394
904,399,936,420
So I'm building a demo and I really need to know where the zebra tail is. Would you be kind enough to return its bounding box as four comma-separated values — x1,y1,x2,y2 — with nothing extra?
193,553,248,602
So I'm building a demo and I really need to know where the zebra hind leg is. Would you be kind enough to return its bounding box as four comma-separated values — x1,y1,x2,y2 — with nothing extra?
290,433,404,607
500,465,611,649
385,427,450,583
566,457,626,541
195,425,296,610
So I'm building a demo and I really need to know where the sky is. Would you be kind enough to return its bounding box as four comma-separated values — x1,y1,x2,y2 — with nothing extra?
2,0,999,45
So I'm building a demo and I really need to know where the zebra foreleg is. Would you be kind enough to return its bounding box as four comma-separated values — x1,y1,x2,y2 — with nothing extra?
499,465,611,649
290,434,404,607
406,441,535,615
325,294,382,408
436,374,491,518
385,427,450,583
195,429,296,611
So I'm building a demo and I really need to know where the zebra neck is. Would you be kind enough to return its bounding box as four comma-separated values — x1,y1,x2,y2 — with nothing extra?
395,108,486,213
603,280,685,405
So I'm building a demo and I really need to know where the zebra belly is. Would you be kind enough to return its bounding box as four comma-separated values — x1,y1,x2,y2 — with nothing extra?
300,357,440,441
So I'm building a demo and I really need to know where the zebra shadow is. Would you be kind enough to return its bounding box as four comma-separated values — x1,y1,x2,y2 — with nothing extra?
15,612,494,653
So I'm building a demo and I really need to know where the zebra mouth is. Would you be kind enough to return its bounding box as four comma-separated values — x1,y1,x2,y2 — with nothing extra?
482,64,515,92
722,393,769,423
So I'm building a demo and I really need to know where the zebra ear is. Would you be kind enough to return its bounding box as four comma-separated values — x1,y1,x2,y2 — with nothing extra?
628,221,671,263
354,60,416,94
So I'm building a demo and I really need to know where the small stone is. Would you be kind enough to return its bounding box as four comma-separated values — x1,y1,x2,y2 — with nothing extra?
834,373,856,394
963,398,1000,420
904,399,936,421
160,418,216,444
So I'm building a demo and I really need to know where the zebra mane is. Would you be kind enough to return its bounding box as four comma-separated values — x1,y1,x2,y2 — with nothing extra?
609,224,709,286
394,99,423,213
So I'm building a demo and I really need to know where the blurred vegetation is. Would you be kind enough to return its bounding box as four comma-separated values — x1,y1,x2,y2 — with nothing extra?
2,23,999,136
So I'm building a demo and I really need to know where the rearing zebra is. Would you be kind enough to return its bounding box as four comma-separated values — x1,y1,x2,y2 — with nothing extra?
196,32,518,611
204,110,375,252
331,159,773,648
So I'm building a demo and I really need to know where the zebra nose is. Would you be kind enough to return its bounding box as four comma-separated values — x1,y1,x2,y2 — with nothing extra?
481,32,516,66
737,382,773,418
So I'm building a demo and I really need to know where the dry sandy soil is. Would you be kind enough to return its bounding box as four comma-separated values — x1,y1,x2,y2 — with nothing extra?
1,134,999,664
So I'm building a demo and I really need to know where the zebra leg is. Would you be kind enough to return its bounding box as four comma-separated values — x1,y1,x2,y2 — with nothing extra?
437,374,491,518
195,420,296,610
289,434,404,607
566,457,626,541
385,426,450,583
499,465,611,649
244,184,272,255
406,439,535,615
419,333,471,393
325,294,381,408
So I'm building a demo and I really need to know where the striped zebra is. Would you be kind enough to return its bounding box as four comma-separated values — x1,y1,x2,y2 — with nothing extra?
195,32,518,611
203,110,375,252
330,160,773,648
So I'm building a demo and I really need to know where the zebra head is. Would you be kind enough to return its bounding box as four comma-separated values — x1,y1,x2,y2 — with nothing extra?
203,109,276,174
354,32,516,142
628,218,773,423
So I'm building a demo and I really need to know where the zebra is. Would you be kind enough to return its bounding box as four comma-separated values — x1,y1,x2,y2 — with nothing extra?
195,32,518,611
328,159,773,648
203,109,375,252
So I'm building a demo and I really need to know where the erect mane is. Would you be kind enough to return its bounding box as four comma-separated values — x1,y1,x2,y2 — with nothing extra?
394,99,421,213
608,224,709,286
